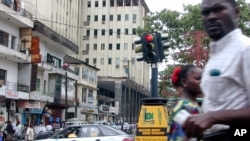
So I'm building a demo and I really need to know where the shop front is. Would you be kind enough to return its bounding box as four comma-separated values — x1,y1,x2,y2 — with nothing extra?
18,100,42,125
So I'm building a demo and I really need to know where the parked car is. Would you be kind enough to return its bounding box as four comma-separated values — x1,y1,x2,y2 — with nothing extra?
38,124,134,141
13,125,54,140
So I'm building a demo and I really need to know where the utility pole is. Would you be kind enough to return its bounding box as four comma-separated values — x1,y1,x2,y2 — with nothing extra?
65,71,68,121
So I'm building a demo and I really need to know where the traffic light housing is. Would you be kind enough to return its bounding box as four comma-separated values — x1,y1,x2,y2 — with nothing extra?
134,32,169,63
141,33,156,63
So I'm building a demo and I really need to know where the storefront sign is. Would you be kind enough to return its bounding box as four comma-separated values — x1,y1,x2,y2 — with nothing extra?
0,87,5,96
18,101,41,109
100,105,109,112
18,91,29,99
31,109,43,114
5,89,18,99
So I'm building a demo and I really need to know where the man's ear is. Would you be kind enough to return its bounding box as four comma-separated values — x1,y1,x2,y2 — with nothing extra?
234,7,240,19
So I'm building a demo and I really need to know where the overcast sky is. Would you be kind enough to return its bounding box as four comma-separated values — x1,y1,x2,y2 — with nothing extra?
145,0,250,12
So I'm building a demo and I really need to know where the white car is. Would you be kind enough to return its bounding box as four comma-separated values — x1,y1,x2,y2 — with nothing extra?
38,124,134,141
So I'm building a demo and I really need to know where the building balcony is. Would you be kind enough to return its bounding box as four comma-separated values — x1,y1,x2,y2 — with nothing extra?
0,81,29,99
0,38,31,63
0,0,33,27
30,89,54,102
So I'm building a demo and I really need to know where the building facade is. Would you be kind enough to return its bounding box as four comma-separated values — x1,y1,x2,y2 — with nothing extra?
79,0,151,122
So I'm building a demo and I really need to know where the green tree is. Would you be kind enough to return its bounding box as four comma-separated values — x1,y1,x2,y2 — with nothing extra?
137,1,250,98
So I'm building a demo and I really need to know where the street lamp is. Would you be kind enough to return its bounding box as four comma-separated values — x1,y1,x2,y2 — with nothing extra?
62,63,70,121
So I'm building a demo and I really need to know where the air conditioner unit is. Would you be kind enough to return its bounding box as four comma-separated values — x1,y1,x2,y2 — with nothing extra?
133,20,136,23
83,36,89,40
10,101,16,111
102,21,105,24
83,21,90,26
117,35,120,38
116,65,120,68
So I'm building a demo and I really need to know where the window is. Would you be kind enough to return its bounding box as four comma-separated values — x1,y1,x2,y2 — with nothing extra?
132,28,136,35
89,72,96,83
87,15,91,22
117,15,121,21
101,44,105,50
108,58,112,64
94,15,98,21
86,58,89,64
93,44,97,50
109,29,113,35
109,15,113,21
0,69,6,85
82,88,87,102
87,0,91,7
110,0,114,6
133,14,137,21
86,30,90,36
109,44,112,50
93,58,96,64
124,43,128,50
0,30,9,47
82,68,89,80
116,44,120,50
132,43,135,50
46,53,61,68
125,28,128,35
102,0,106,7
95,0,98,7
117,29,120,35
36,79,41,90
125,14,129,21
100,58,104,65
86,44,90,50
94,29,98,37
102,15,106,21
101,29,105,36
116,58,120,66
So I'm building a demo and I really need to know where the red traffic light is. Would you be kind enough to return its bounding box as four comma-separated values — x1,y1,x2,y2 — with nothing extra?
144,34,153,42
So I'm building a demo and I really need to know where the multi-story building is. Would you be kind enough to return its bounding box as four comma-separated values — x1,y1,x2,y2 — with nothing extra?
0,0,33,124
79,0,151,122
22,0,102,123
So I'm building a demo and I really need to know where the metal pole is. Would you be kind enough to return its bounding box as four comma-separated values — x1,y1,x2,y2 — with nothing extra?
75,80,77,118
151,63,158,97
65,71,68,121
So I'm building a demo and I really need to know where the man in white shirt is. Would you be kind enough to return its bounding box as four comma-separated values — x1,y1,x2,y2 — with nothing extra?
182,0,250,140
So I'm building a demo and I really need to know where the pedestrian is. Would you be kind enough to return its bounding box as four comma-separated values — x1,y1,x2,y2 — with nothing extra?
182,0,250,140
14,121,22,137
168,65,203,141
5,121,15,141
25,124,34,141
1,122,7,141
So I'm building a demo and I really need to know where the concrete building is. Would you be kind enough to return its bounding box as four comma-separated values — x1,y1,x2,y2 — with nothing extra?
0,0,33,124
79,0,151,122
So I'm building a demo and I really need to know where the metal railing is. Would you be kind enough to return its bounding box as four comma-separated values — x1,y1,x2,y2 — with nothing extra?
3,81,30,92
1,0,33,20
0,34,30,55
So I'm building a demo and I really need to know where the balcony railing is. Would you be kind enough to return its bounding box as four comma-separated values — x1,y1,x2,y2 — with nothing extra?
2,81,29,92
34,88,55,97
0,35,30,55
1,0,33,20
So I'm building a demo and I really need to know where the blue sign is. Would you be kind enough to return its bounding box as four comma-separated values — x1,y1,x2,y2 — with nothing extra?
31,109,43,114
56,117,60,122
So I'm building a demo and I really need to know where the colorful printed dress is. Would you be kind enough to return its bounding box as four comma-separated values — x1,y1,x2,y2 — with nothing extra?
168,99,202,141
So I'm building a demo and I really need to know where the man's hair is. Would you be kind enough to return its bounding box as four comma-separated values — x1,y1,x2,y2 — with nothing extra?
227,0,237,7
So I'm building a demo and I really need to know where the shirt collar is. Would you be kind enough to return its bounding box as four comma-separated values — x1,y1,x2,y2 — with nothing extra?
209,28,242,54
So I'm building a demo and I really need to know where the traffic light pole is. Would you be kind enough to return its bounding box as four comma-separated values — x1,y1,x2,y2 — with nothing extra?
151,63,158,97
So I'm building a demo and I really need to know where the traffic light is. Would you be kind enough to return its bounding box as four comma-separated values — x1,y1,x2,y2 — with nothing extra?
134,37,143,61
141,33,156,63
157,33,169,61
